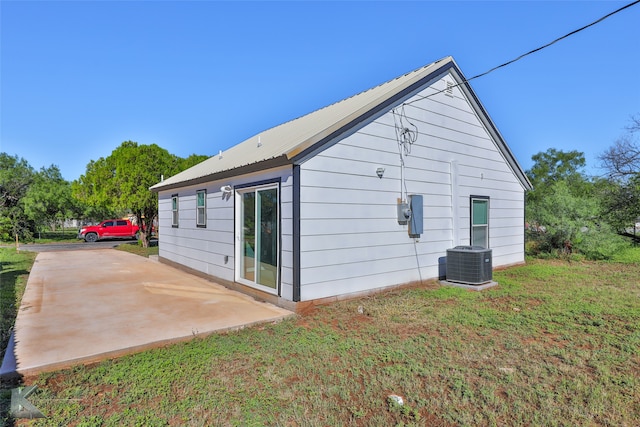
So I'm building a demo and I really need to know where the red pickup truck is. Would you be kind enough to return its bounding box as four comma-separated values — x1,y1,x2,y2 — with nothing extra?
78,219,140,242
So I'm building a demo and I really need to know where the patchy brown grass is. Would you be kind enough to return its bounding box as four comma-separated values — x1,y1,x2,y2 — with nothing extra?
6,254,640,426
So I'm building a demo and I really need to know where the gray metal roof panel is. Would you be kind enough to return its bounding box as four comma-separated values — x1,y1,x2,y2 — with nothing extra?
150,57,453,191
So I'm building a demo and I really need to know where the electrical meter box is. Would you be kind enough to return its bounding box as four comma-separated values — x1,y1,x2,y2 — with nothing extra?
409,194,423,236
397,202,410,225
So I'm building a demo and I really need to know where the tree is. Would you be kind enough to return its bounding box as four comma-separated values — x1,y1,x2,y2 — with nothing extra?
22,165,75,233
73,141,205,247
598,176,640,235
0,153,34,210
525,148,627,259
526,148,590,226
526,148,588,196
599,114,640,181
598,114,640,234
71,157,121,221
179,153,210,170
0,153,36,240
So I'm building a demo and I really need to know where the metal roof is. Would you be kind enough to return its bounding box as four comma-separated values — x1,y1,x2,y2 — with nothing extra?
150,56,532,192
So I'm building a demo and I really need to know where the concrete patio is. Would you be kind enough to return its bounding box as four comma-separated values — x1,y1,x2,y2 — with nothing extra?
1,249,294,378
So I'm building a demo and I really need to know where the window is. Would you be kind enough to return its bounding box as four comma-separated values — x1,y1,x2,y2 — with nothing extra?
471,197,489,248
196,190,206,227
103,221,114,227
116,220,127,226
171,194,179,227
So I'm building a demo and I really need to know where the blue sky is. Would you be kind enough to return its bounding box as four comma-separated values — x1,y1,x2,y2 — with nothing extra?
1,1,639,181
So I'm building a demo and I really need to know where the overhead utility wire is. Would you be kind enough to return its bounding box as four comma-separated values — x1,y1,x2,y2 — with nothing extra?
404,0,640,106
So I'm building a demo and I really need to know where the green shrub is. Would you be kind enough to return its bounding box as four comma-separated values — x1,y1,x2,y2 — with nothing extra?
573,228,630,260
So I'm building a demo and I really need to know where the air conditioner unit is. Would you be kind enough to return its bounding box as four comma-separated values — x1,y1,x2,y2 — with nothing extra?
446,246,492,285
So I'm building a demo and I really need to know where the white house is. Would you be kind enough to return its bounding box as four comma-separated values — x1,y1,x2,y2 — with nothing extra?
150,56,532,311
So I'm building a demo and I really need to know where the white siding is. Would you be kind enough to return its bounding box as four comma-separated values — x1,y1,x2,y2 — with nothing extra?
297,72,526,301
158,166,295,300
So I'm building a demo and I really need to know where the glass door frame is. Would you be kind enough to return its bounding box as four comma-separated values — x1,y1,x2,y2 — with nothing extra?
234,181,280,295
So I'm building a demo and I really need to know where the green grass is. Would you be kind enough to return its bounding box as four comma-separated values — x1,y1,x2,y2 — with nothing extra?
31,229,80,244
610,245,640,263
4,250,640,426
0,248,36,359
114,241,159,258
0,248,38,425
1,229,81,245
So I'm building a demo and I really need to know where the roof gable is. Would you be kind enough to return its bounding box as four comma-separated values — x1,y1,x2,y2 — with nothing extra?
151,57,531,191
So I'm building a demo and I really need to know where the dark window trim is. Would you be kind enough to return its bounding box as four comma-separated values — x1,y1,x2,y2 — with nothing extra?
470,195,489,248
171,193,179,228
234,177,281,190
196,189,207,228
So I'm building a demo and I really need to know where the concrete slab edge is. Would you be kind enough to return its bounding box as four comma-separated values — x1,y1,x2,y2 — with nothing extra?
439,280,499,291
14,313,296,378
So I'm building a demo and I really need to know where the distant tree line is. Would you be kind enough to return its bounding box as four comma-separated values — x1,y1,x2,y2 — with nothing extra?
0,141,208,247
526,114,640,259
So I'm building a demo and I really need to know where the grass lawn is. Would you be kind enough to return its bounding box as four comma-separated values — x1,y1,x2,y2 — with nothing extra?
12,229,81,244
114,241,159,258
0,249,36,366
0,248,37,425
2,248,639,426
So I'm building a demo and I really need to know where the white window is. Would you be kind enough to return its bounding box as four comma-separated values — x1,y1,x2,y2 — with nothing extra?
471,197,489,248
171,194,179,227
196,190,206,227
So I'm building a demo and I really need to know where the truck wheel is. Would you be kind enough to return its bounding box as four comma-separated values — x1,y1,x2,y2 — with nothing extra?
84,233,98,243
134,232,140,240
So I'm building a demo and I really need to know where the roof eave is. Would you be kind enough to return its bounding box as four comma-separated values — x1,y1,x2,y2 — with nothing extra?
149,155,291,193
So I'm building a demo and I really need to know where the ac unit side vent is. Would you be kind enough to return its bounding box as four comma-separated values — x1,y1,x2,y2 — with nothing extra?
446,246,492,285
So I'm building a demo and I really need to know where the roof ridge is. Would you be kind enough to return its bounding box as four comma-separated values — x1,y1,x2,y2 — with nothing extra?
253,58,450,137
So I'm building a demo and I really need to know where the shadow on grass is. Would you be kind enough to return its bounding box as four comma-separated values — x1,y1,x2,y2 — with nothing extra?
1,256,30,427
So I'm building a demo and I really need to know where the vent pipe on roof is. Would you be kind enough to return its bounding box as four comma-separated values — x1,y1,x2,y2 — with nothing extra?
218,150,223,159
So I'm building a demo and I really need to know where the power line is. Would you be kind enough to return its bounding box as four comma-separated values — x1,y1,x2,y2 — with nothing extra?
405,0,640,106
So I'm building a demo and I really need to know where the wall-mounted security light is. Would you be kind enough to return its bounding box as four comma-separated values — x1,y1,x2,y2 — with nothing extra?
220,185,233,201
376,167,385,179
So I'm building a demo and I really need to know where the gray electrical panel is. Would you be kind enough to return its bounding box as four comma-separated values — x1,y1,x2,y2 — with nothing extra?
409,194,423,236
397,202,410,225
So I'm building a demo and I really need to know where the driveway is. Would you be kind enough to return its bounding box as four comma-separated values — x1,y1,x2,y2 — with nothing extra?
1,249,294,377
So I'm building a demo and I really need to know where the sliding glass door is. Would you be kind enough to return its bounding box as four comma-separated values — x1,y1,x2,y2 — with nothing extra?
237,184,279,292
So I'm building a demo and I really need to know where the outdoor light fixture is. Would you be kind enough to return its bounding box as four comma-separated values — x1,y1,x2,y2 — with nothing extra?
220,185,232,194
376,167,385,178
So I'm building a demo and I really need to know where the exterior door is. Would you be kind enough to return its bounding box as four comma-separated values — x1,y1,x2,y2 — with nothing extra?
236,184,279,293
